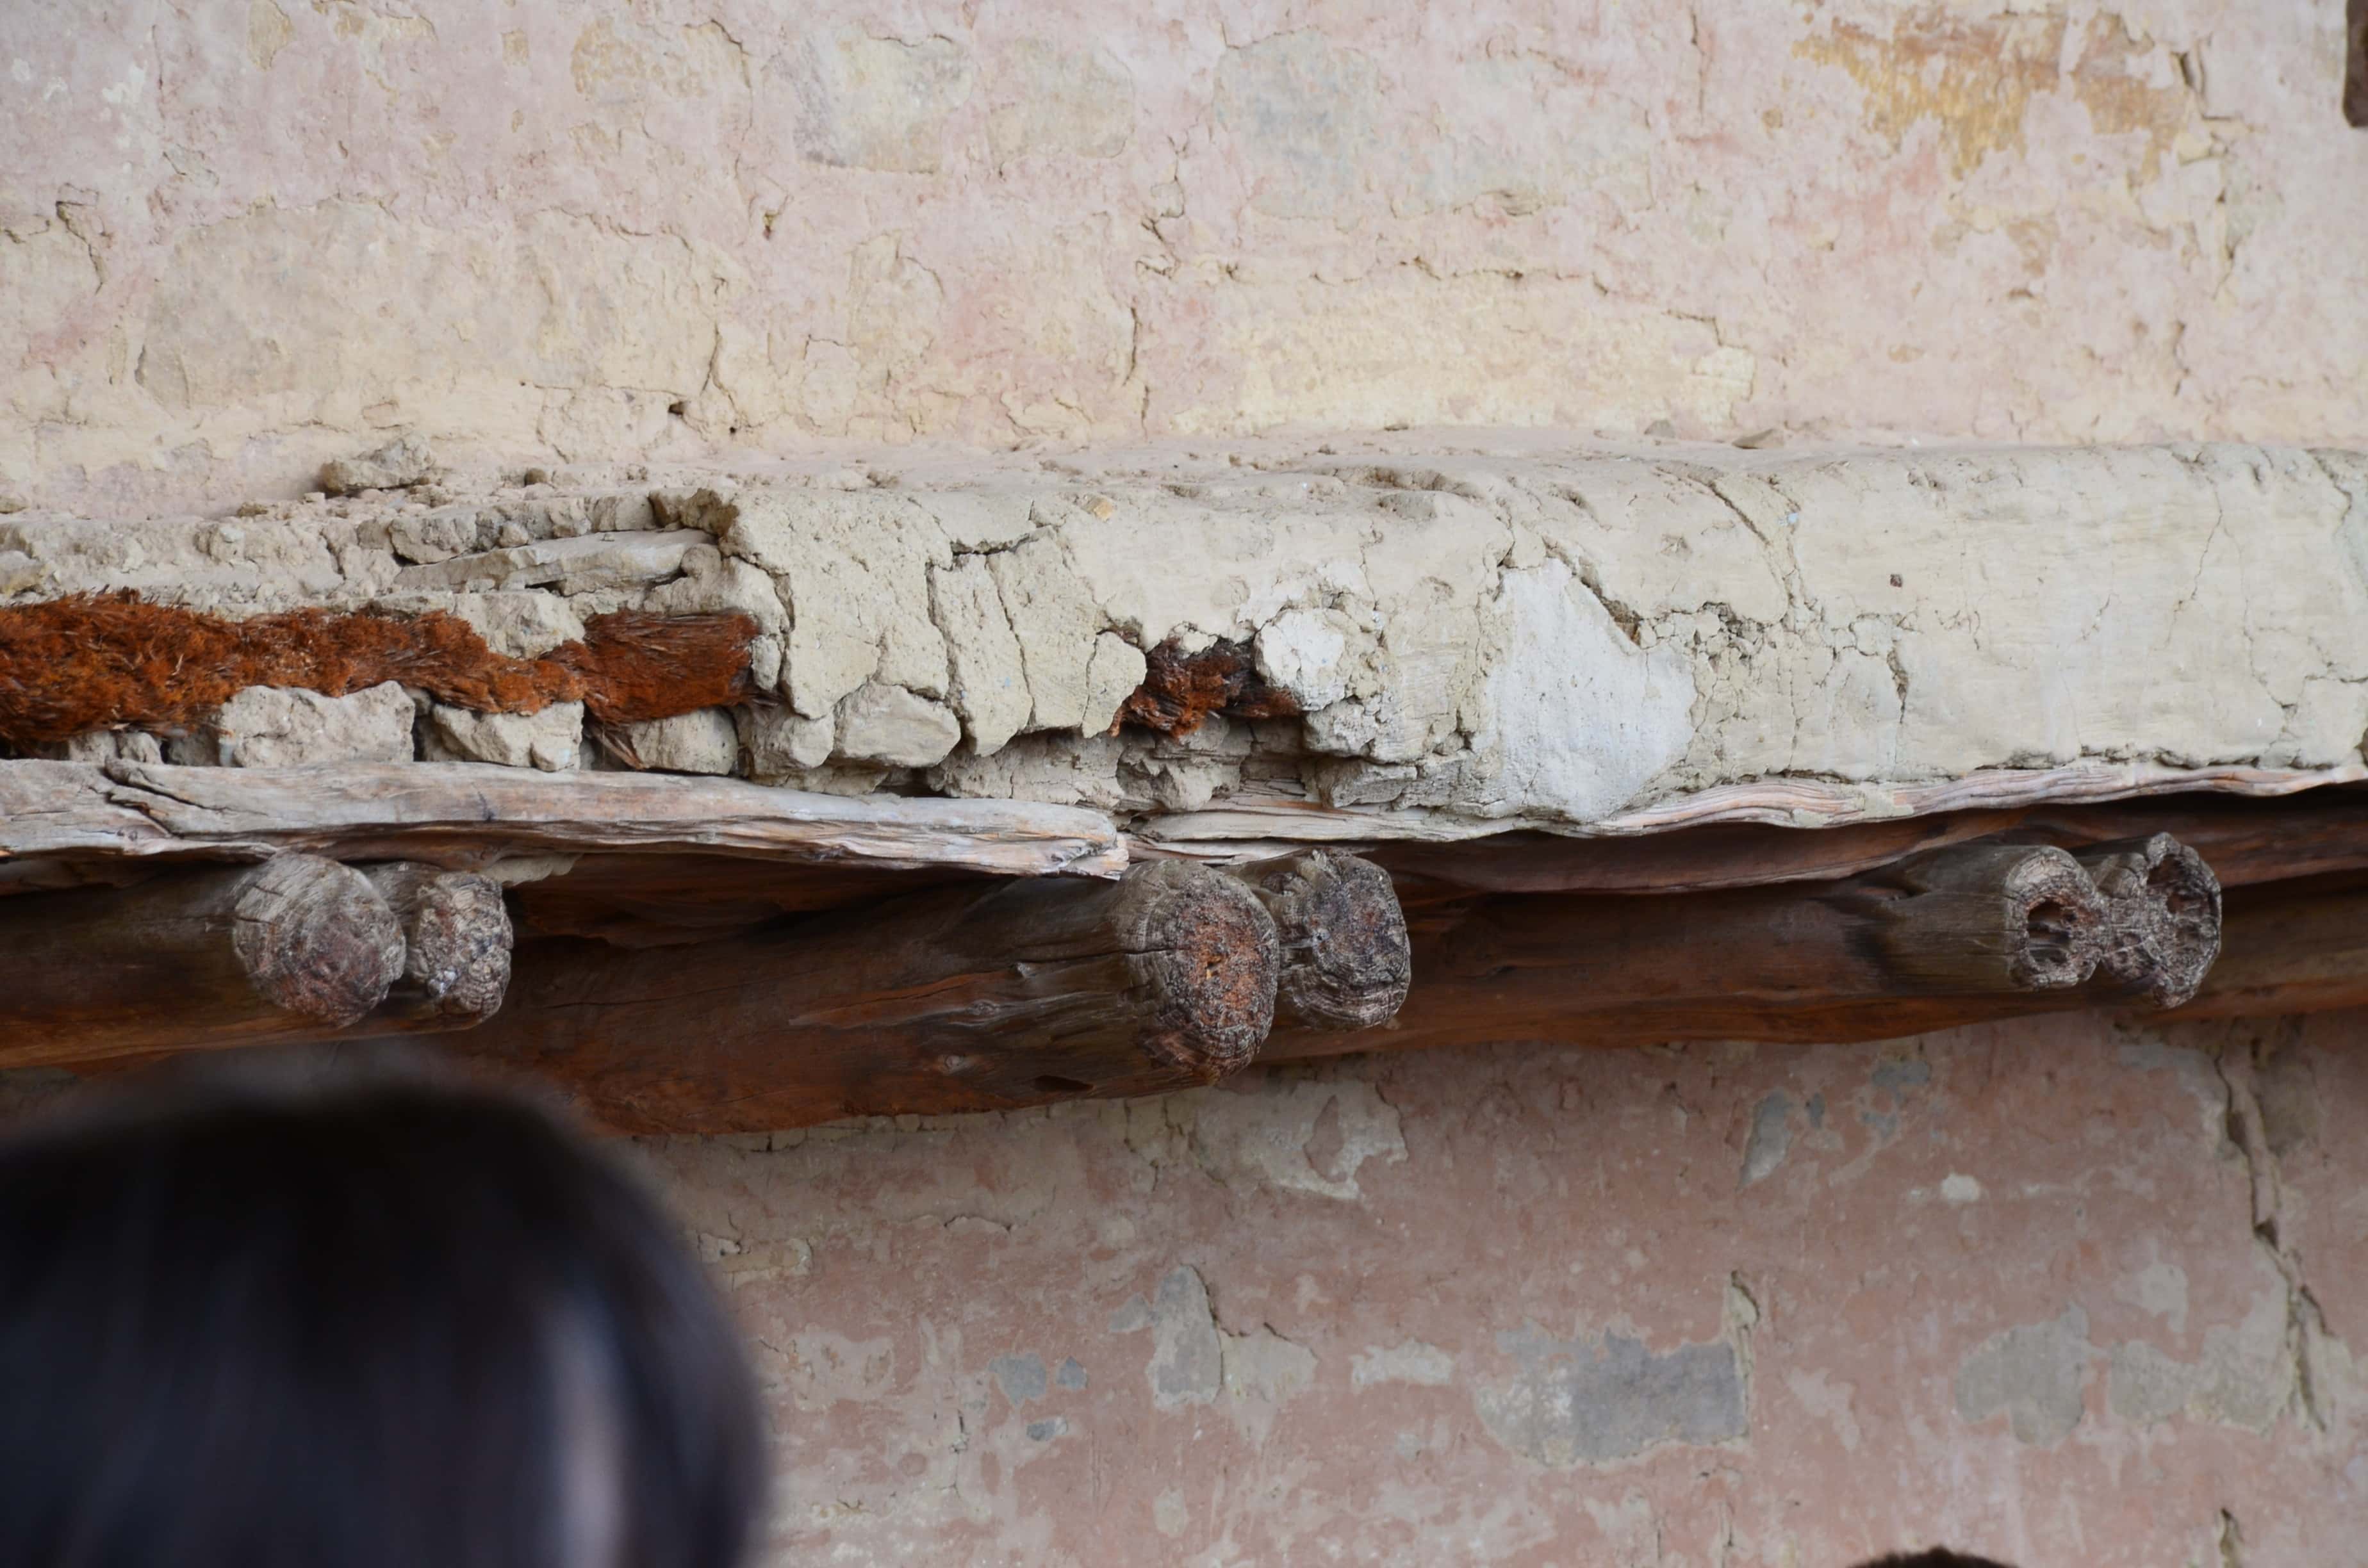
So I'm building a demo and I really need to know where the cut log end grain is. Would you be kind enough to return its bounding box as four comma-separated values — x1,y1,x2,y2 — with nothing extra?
228,854,407,1027
1117,860,1282,1080
2076,833,2224,1008
1237,849,1412,1029
363,863,514,1024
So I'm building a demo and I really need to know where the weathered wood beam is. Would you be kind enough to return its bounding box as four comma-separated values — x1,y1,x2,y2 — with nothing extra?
438,861,1281,1134
0,760,1126,881
1228,850,1410,1030
361,863,513,1026
506,853,983,947
0,854,406,1066
1270,842,2134,1062
2162,879,2368,1022
1364,786,2368,899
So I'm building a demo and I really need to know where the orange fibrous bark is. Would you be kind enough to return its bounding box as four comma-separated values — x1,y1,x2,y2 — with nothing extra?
1117,638,1298,737
0,592,757,746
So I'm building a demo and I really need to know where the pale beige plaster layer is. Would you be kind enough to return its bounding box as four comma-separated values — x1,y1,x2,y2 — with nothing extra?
4,1,2366,512
11,437,2367,838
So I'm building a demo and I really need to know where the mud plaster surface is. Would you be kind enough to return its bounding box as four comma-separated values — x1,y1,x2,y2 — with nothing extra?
602,1009,2365,1567
3,1,2365,513
3,967,2361,1562
10,437,2368,838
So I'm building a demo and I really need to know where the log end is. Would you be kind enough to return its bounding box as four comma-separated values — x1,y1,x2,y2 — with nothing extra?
1245,850,1412,1029
2003,847,2110,990
2082,833,2223,1008
1118,861,1281,1081
230,855,406,1026
368,865,514,1024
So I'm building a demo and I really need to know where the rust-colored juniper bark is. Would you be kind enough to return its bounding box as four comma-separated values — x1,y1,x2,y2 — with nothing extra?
0,592,756,747
1117,638,1298,736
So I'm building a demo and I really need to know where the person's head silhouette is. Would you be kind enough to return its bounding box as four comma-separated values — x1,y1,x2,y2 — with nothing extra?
0,1066,766,1568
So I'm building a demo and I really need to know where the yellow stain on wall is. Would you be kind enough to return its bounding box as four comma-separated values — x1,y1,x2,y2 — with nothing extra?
1796,10,2194,180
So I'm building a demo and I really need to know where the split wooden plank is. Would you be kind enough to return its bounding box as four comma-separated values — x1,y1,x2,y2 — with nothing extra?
0,854,406,1066
1361,786,2368,899
443,861,1281,1134
1135,761,2365,851
0,760,1127,881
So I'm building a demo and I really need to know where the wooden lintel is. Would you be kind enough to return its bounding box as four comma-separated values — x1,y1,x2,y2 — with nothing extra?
0,760,1126,882
1363,786,2368,900
0,854,406,1066
436,861,1283,1134
1267,839,2218,1064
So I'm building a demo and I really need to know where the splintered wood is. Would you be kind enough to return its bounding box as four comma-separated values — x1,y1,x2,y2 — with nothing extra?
0,593,756,746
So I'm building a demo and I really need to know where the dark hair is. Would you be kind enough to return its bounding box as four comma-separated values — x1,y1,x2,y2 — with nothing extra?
1853,1555,2021,1568
0,1068,766,1568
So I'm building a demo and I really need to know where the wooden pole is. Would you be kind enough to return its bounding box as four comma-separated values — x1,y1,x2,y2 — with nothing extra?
2160,879,2368,1021
445,860,1282,1133
1229,850,1410,1029
359,863,513,1026
1270,842,2115,1060
0,854,404,1066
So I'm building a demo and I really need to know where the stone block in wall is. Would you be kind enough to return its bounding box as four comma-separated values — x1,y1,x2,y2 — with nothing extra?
605,708,739,775
29,730,166,764
1081,632,1147,735
738,705,835,780
320,436,434,496
390,531,708,595
426,702,583,772
370,591,587,659
835,683,962,767
169,682,416,767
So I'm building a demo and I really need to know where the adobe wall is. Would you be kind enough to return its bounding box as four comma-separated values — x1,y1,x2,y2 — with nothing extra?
641,1011,2367,1567
4,1,2366,514
8,3,2368,1563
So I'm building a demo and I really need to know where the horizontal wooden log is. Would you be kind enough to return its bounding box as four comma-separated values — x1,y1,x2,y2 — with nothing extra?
0,760,1126,881
506,854,983,946
437,860,1281,1134
2161,879,2368,1021
0,853,405,1066
1231,850,1410,1030
1269,842,2126,1062
361,863,513,1026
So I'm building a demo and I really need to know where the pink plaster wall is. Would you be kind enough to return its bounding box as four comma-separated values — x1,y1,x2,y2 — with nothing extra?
4,1,2367,512
642,1011,2368,1567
